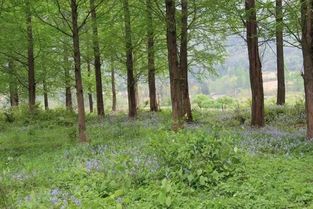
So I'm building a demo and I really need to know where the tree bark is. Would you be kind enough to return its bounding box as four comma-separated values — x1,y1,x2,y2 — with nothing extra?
301,0,313,139
71,0,88,142
146,0,158,112
165,0,184,130
180,0,192,122
87,60,94,113
135,77,139,108
276,0,285,105
88,93,93,113
63,42,73,111
8,60,19,107
43,78,49,110
122,0,137,118
26,0,36,111
90,0,104,117
245,0,265,127
111,61,117,111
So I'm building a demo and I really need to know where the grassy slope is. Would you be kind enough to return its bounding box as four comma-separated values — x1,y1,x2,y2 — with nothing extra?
1,108,313,209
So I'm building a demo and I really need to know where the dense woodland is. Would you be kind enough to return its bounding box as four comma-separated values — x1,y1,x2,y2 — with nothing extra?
1,0,313,208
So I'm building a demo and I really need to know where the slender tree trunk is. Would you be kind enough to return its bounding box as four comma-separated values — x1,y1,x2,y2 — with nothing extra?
135,78,139,108
165,0,184,130
122,0,137,118
26,0,36,111
111,60,117,111
276,0,285,105
180,0,192,122
88,93,93,113
63,42,73,111
146,0,158,112
245,0,265,127
87,61,94,113
301,0,313,139
8,60,19,107
71,0,87,142
43,78,49,110
90,0,104,117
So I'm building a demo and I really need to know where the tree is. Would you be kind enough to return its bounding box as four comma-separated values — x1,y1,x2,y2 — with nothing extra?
122,0,137,118
301,0,313,139
111,58,117,111
276,0,285,105
180,0,192,122
26,0,36,111
70,0,87,142
43,73,49,110
90,0,105,117
63,40,73,111
8,60,19,107
146,0,158,112
245,0,264,127
165,0,184,130
87,58,94,113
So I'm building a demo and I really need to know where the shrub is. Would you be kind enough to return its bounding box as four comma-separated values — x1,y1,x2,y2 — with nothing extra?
0,106,75,128
193,95,238,110
216,96,238,110
193,94,214,109
150,130,242,190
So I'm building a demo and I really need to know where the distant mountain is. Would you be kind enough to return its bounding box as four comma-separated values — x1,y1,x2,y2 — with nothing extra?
220,36,303,74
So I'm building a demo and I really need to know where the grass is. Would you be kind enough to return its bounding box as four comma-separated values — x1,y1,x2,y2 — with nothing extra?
1,105,313,208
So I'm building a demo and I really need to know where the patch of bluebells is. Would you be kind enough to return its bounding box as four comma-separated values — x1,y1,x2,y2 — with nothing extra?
85,159,102,172
50,188,81,208
11,171,31,181
239,126,310,155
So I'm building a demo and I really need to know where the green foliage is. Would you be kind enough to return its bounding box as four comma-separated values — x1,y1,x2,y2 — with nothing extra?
193,94,214,109
151,130,242,189
193,94,237,110
0,105,75,128
1,105,313,208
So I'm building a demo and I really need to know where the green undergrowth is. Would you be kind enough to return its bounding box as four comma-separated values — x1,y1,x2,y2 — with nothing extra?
1,104,313,208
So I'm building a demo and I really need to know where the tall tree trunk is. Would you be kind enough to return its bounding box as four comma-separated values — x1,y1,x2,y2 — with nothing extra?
146,0,158,112
165,0,184,130
8,60,19,107
122,0,137,118
111,60,117,111
63,42,73,111
180,0,192,122
245,0,265,127
276,0,285,105
26,0,36,111
87,61,94,113
71,0,87,142
90,0,104,117
301,0,313,139
43,78,49,110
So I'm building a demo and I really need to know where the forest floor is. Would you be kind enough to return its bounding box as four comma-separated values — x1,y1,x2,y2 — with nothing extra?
1,105,313,209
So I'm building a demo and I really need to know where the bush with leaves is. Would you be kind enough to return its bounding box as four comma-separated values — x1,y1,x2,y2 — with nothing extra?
150,130,242,190
193,94,214,109
216,96,238,110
